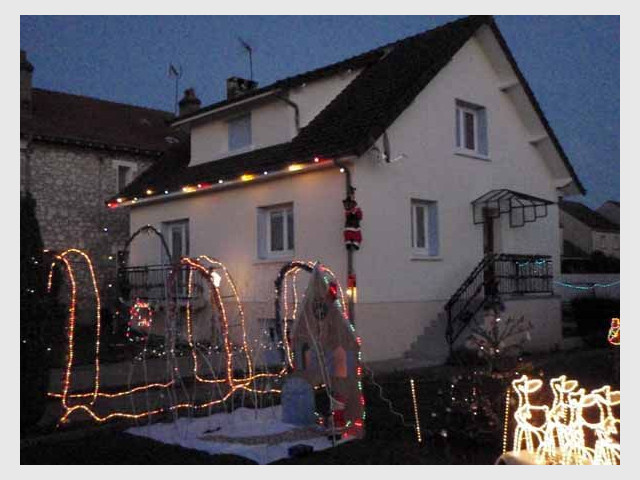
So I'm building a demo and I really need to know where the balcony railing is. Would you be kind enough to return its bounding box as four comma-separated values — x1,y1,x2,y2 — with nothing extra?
117,264,202,302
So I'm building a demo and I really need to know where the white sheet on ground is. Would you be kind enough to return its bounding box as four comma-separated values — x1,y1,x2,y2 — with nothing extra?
126,406,350,464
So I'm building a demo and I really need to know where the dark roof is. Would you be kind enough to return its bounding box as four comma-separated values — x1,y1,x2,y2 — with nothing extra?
113,15,584,201
563,240,588,258
22,88,175,154
172,46,386,125
559,200,619,232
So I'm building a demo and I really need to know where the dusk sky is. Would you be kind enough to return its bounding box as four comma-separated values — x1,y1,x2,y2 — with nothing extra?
19,15,619,208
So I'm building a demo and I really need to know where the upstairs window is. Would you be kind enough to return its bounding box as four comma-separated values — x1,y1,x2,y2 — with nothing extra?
228,113,252,151
411,199,439,257
258,204,294,259
455,100,488,156
114,161,138,192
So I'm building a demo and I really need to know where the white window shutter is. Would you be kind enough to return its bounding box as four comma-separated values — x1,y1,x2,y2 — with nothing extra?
455,107,461,148
477,109,488,156
428,203,439,256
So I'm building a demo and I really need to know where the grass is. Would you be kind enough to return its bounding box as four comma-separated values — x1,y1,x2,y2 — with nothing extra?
21,346,619,465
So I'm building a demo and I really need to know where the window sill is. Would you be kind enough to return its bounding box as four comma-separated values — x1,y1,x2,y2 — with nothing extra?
253,256,295,265
411,255,443,262
454,149,490,162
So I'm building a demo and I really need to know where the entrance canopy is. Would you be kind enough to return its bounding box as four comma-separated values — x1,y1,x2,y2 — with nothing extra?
472,189,554,228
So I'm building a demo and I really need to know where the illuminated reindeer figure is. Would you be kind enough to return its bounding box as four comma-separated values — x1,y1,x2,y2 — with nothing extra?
590,386,620,465
511,376,549,456
539,375,580,463
564,386,620,465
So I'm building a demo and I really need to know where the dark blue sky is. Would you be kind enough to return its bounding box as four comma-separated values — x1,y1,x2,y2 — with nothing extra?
20,15,619,207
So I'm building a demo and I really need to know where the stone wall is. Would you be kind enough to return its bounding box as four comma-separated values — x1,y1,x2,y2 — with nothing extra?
21,140,156,322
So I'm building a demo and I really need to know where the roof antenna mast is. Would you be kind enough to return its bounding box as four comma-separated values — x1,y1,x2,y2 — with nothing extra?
238,37,253,81
168,64,183,115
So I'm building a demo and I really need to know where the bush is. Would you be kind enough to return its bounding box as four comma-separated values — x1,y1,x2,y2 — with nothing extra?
562,251,619,274
20,193,51,429
571,297,620,347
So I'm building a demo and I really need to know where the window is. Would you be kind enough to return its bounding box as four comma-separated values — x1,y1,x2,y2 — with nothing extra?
258,204,294,259
614,235,620,250
597,234,607,250
113,161,138,192
411,200,439,256
161,219,189,263
228,113,252,151
455,100,488,156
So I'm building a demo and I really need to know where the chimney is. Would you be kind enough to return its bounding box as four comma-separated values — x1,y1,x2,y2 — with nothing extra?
21,50,34,116
178,88,201,117
226,77,258,99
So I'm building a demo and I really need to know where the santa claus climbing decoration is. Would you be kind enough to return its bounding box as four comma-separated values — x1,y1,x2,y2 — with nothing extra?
343,187,362,250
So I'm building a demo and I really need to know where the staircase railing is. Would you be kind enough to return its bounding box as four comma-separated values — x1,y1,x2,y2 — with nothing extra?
444,253,553,351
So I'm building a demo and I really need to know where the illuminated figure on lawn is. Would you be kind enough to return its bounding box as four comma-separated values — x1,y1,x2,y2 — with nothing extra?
289,264,365,439
504,375,620,465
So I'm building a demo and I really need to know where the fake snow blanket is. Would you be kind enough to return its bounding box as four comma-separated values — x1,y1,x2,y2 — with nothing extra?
126,406,352,464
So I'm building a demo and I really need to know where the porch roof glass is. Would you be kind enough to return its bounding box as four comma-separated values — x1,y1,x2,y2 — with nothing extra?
472,189,554,228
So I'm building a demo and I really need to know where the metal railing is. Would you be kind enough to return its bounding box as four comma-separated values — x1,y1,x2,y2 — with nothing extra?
117,264,202,301
444,253,553,349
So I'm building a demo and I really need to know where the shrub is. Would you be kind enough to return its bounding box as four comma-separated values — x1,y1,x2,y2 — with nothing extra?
571,297,620,347
20,193,50,429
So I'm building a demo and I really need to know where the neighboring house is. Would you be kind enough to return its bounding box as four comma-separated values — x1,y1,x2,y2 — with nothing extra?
20,50,178,307
108,16,584,367
559,200,619,259
596,200,620,226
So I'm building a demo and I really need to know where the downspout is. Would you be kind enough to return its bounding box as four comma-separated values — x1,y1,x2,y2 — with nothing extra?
273,92,300,133
332,158,356,326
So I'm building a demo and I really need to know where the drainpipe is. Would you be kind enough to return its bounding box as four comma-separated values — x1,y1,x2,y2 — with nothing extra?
332,158,356,326
273,92,300,133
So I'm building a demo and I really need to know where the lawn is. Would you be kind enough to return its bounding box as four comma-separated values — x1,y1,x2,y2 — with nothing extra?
20,346,618,465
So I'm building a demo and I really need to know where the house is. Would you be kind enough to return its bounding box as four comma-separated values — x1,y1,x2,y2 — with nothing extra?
107,16,584,367
20,50,177,306
559,200,619,259
596,200,620,226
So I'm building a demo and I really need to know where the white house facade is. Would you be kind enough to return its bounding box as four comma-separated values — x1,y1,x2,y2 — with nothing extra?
109,16,584,368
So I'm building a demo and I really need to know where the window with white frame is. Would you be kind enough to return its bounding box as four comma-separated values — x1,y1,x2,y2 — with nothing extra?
258,204,294,259
161,219,189,263
411,199,439,256
228,113,252,151
455,100,488,156
114,161,138,192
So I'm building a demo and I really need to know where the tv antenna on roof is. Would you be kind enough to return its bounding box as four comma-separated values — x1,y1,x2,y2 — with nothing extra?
168,64,183,115
238,37,254,81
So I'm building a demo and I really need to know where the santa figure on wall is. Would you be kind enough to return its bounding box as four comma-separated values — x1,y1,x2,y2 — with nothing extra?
343,187,362,251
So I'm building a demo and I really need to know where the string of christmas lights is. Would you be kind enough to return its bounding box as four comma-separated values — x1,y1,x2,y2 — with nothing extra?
410,378,422,444
106,157,331,209
553,280,620,290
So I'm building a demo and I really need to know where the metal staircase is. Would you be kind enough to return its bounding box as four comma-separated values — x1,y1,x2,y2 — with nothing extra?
407,253,553,363
444,254,499,351
444,253,553,353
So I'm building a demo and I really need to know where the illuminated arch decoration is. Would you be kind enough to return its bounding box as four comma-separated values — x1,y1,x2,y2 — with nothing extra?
46,246,364,433
608,318,620,346
274,261,315,368
46,249,102,413
505,375,620,465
